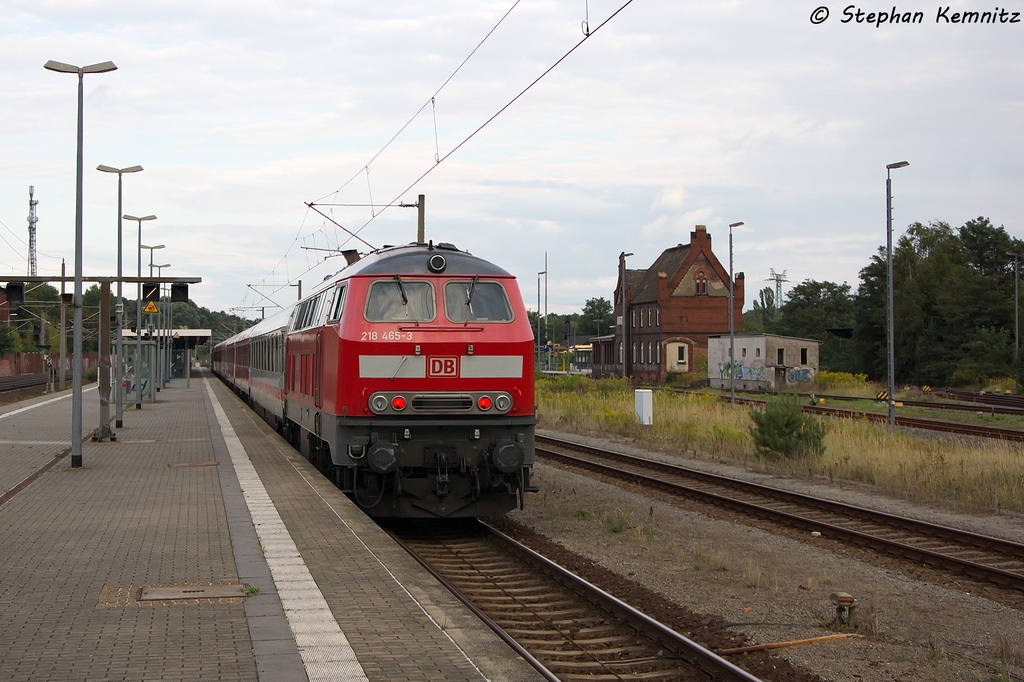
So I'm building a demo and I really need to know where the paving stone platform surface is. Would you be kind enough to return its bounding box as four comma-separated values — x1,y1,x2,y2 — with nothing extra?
0,373,541,682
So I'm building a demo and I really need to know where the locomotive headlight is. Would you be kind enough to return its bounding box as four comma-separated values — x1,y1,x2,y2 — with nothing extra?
370,394,388,413
391,395,407,411
477,395,492,411
494,394,511,412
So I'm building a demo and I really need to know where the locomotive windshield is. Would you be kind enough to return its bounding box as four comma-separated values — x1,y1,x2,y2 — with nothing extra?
444,280,513,322
365,279,435,322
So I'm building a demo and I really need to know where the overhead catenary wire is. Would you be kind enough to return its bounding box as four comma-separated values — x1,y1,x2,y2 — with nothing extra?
312,0,524,206
242,0,634,312
334,0,637,245
240,2,525,312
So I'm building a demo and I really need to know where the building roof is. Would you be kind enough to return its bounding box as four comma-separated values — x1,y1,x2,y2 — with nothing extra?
707,333,821,344
630,243,692,304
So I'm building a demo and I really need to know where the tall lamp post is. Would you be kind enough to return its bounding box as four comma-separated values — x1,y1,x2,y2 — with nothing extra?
44,59,118,469
1009,251,1019,394
154,263,170,389
728,222,745,407
97,164,143,428
125,215,157,408
886,160,910,428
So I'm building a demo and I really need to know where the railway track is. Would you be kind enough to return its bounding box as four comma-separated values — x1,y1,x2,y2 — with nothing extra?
388,520,762,682
0,373,50,393
536,435,1024,594
684,386,1024,419
717,393,1024,443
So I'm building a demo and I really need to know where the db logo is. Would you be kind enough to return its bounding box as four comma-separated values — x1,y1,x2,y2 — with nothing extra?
428,356,459,377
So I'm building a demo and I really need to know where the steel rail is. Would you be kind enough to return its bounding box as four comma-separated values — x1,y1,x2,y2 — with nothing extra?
388,521,764,682
536,436,1024,593
713,393,1024,442
678,387,1024,417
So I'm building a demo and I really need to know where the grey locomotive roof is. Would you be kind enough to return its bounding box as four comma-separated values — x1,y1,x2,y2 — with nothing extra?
339,242,511,278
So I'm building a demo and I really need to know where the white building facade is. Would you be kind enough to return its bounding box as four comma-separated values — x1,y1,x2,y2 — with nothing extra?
708,334,820,392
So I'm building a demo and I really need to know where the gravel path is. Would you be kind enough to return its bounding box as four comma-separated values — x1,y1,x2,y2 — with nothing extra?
501,429,1024,681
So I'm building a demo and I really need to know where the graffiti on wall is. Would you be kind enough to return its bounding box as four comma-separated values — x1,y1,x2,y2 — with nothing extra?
717,361,766,381
787,367,814,384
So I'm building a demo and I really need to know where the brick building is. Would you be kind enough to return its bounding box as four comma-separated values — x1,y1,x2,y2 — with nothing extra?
591,225,744,383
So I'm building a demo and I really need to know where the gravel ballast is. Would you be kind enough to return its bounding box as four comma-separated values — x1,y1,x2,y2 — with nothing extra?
498,429,1024,682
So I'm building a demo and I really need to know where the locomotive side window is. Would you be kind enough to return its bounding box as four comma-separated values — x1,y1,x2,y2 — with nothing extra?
365,279,435,322
327,284,347,323
293,292,329,331
444,280,513,323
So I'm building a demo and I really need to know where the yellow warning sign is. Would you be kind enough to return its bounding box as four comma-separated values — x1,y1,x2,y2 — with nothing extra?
143,301,160,314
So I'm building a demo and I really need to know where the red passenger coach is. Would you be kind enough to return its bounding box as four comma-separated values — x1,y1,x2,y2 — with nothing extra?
213,242,536,518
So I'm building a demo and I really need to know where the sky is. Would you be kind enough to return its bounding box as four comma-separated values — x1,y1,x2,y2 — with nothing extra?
1,1,1021,319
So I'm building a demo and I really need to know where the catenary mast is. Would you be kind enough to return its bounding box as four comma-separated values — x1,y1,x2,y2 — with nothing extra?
27,186,38,276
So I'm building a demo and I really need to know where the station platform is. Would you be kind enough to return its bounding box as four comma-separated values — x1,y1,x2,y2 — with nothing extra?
0,371,542,682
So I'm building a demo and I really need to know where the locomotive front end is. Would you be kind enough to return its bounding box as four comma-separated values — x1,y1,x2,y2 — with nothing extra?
324,244,536,518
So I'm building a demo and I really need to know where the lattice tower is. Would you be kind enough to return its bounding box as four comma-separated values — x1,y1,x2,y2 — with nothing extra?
767,268,788,318
27,185,38,277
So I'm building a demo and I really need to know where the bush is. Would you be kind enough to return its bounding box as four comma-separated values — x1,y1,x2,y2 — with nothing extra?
748,394,826,460
815,371,868,390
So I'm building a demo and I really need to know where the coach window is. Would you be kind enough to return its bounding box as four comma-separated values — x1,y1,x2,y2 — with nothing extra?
444,280,513,322
365,279,435,322
327,284,347,323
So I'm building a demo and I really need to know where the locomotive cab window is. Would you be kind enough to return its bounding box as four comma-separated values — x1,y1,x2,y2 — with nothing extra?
444,280,513,323
327,284,347,323
365,278,435,322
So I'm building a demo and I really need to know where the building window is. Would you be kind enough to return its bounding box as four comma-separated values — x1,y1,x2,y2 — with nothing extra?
632,310,636,329
656,342,661,364
777,348,785,365
677,345,686,363
756,348,761,358
632,342,636,363
741,348,747,358
656,306,660,326
800,348,808,365
695,271,708,295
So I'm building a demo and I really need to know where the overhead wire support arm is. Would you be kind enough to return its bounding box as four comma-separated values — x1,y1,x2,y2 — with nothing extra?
245,283,285,309
304,202,376,250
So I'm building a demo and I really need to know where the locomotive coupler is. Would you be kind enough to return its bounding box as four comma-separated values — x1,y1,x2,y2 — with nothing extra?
435,452,450,498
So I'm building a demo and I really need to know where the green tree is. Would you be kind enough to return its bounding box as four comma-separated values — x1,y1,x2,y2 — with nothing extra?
579,297,614,336
854,218,1022,385
750,287,779,333
778,280,856,372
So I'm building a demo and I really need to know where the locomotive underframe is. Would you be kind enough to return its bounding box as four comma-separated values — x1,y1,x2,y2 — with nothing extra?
286,401,536,518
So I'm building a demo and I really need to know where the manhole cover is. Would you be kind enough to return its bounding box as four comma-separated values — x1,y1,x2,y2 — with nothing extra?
139,584,247,601
152,461,219,469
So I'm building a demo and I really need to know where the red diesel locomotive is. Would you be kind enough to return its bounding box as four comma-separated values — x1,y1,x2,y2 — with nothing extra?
213,242,536,518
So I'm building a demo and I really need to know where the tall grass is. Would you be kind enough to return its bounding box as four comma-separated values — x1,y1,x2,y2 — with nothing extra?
537,377,1024,512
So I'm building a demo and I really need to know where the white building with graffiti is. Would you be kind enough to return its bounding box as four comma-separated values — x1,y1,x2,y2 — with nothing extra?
707,334,820,392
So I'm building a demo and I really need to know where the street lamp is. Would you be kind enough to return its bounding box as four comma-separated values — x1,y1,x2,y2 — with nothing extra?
728,222,745,407
1009,251,1019,394
154,263,170,390
886,160,909,428
98,164,143,428
45,59,118,469
125,215,157,408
